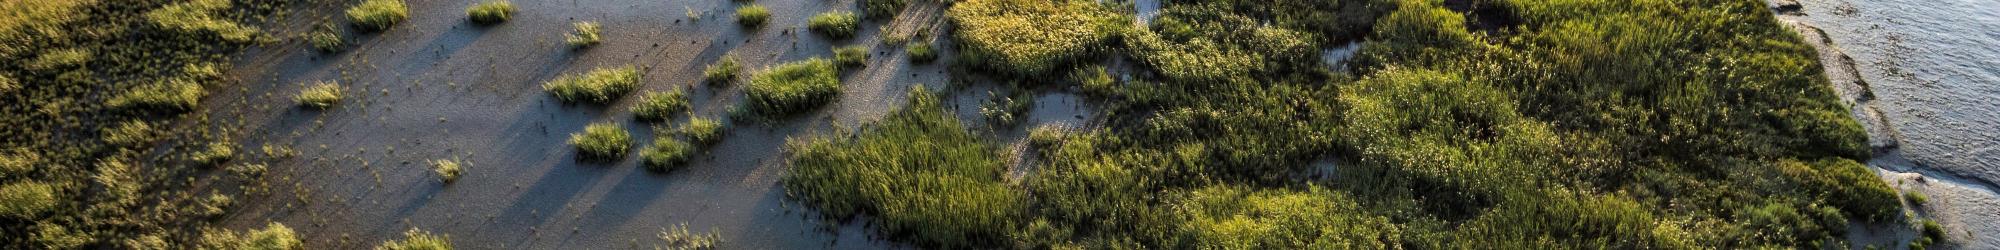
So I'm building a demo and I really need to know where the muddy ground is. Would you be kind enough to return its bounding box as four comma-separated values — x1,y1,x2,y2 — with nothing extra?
195,0,1092,248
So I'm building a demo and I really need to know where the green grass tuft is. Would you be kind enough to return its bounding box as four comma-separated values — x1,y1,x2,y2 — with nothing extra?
307,24,343,53
375,228,451,250
432,159,463,183
570,122,632,161
543,66,639,104
862,0,908,19
0,181,56,218
466,1,514,25
346,0,408,32
564,21,601,48
735,4,769,27
631,90,690,122
947,0,1122,75
703,56,741,85
189,141,236,166
834,45,868,68
296,81,345,109
746,58,841,115
110,78,206,112
198,222,302,250
905,43,935,63
807,11,859,39
679,117,724,145
640,138,695,172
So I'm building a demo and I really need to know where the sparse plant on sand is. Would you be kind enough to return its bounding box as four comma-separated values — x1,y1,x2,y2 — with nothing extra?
565,21,602,48
466,1,515,25
346,0,409,32
570,122,633,161
296,81,345,109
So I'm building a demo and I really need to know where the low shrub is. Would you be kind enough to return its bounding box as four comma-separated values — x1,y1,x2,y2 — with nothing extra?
906,43,936,63
307,24,343,52
947,0,1122,75
703,56,741,85
0,181,56,218
432,159,463,183
679,117,723,145
735,4,769,27
834,45,868,68
376,228,451,250
543,66,639,104
346,0,408,32
746,58,841,115
296,81,344,109
466,1,514,25
198,222,302,250
807,11,859,39
565,21,602,48
640,138,695,172
631,90,690,122
110,78,205,112
570,122,632,161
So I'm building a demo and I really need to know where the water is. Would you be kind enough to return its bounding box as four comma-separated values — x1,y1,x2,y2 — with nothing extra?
1782,0,2000,247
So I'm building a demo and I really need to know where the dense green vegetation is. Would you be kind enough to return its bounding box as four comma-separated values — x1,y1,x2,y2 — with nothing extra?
640,138,694,172
784,0,1910,248
735,4,769,27
702,56,741,85
346,0,407,32
807,11,859,39
543,66,639,104
570,122,632,161
465,1,514,25
862,0,908,19
834,45,869,68
745,58,841,116
631,90,690,122
678,117,724,145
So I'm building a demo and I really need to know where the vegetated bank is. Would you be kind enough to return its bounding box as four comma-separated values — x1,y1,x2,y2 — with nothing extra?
784,0,1912,248
0,0,303,248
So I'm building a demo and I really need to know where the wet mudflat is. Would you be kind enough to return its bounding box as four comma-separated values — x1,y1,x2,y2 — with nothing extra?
193,0,1083,248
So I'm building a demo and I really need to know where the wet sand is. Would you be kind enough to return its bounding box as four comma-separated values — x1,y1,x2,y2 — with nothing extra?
190,0,1096,248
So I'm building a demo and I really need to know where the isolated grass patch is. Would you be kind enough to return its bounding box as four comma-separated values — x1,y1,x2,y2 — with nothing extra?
679,117,723,145
432,159,463,183
110,78,205,112
296,81,344,109
543,66,639,104
564,21,601,48
746,58,841,115
784,87,1021,248
306,25,343,52
0,181,56,218
198,222,302,250
146,0,258,43
906,43,935,63
346,0,408,32
570,122,632,161
466,1,514,25
631,90,690,122
947,0,1123,75
834,45,868,68
189,141,236,166
862,0,908,19
807,11,859,39
735,4,769,27
640,138,694,172
376,228,451,250
703,56,741,85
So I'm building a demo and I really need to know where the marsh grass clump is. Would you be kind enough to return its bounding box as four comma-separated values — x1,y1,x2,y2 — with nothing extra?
746,58,841,115
565,21,602,48
570,122,632,161
296,81,345,109
376,228,451,250
978,90,1031,126
306,24,343,53
862,0,908,19
1905,190,1928,206
703,56,741,85
346,0,409,32
906,43,936,63
807,11,859,39
833,45,868,68
102,120,158,148
543,66,639,104
657,224,721,250
947,0,1122,75
197,222,301,250
145,0,259,43
784,87,1021,248
735,4,769,27
110,78,206,112
631,90,690,122
466,1,514,25
432,159,463,183
679,117,723,145
189,141,236,166
0,181,56,218
639,138,694,172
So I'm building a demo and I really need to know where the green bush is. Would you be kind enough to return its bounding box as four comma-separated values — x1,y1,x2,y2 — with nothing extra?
785,87,1022,248
703,56,741,85
110,78,206,112
543,66,639,104
569,122,632,161
735,4,769,27
199,222,302,250
375,228,451,250
906,43,936,63
564,21,601,48
679,117,723,145
862,0,908,19
432,159,463,183
746,58,841,115
640,138,694,172
834,45,868,68
807,11,859,39
947,0,1122,75
631,90,690,122
346,0,408,32
296,81,345,109
0,181,56,218
466,1,514,25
